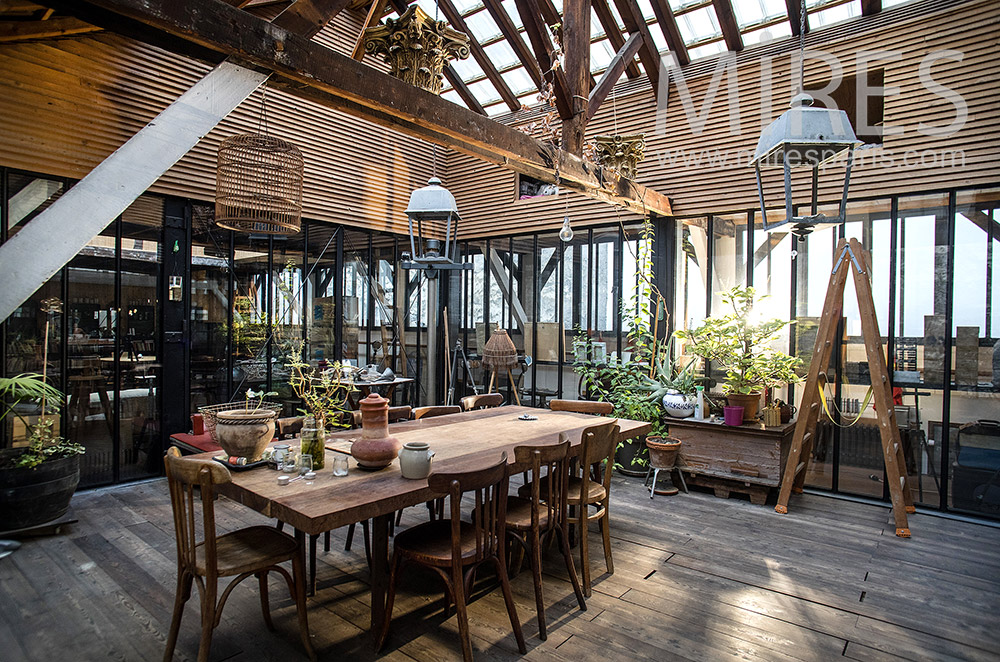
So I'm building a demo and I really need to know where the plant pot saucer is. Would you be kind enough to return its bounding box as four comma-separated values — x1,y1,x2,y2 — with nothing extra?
653,486,679,496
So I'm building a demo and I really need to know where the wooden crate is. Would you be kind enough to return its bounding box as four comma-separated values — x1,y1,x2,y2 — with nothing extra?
664,418,797,503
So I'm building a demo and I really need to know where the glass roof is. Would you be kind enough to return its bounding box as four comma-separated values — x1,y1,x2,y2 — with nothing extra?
380,0,888,116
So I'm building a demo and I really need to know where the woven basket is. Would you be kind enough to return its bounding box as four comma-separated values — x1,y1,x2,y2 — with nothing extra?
215,133,304,235
482,329,518,371
199,401,282,443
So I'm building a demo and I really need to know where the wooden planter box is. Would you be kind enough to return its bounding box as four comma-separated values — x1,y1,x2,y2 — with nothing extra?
664,418,796,505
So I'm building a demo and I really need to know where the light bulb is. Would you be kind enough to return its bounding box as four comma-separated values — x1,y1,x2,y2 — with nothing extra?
559,215,574,242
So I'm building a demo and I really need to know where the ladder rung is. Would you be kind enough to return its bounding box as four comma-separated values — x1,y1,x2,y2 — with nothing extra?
795,461,806,476
900,476,906,487
802,432,812,445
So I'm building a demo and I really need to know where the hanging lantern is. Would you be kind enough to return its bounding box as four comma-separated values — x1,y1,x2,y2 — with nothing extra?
750,92,861,239
215,134,304,235
401,177,472,274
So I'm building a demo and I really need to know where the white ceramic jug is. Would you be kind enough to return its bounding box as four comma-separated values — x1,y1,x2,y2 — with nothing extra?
399,441,435,479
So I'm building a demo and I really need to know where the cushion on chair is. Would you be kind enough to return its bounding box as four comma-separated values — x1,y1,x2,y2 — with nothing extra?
170,432,221,455
196,525,299,576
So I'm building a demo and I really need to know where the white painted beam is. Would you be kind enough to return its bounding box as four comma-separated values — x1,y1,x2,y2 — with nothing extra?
0,60,267,322
488,248,527,332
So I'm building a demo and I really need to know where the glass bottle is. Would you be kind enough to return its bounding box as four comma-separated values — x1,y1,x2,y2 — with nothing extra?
299,415,326,470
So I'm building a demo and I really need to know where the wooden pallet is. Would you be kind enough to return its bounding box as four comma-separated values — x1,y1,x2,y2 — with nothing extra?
775,238,915,537
683,471,771,505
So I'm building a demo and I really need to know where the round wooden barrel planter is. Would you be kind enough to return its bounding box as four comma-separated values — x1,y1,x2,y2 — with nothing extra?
0,449,80,531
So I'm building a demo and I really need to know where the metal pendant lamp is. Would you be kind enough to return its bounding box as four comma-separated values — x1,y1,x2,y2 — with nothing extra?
401,176,471,274
749,0,862,239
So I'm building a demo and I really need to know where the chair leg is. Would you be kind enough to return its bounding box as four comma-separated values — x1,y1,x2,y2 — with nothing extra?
375,552,402,652
527,529,546,640
196,579,217,662
257,571,275,631
453,563,474,662
557,523,586,611
492,553,527,654
599,502,614,575
291,533,318,662
579,507,591,597
309,533,318,596
163,571,192,662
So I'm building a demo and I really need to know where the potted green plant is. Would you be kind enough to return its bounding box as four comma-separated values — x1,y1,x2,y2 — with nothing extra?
677,286,802,422
285,343,354,470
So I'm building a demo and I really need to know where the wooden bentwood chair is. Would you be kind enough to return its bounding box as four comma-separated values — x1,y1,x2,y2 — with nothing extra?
376,454,526,662
412,404,462,419
506,437,587,640
548,399,613,415
519,419,619,596
460,393,504,411
163,447,314,662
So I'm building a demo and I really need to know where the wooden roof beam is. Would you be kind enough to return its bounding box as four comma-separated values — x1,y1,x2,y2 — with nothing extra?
269,0,356,36
586,31,641,121
350,0,388,59
0,16,100,42
512,0,574,118
786,0,809,36
591,0,640,79
648,0,688,66
482,0,544,89
443,63,488,114
612,0,659,94
41,0,671,217
438,0,521,112
712,0,742,52
561,0,590,154
861,0,881,16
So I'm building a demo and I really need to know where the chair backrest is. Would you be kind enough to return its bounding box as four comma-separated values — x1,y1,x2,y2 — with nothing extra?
549,399,613,415
514,437,572,531
461,393,504,411
428,453,510,563
578,419,619,497
351,405,412,427
276,416,305,439
412,405,462,420
164,446,231,578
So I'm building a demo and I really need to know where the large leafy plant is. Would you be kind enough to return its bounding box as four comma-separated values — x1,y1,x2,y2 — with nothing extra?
0,373,84,470
677,286,802,395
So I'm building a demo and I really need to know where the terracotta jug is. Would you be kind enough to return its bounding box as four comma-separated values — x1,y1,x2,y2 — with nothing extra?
351,393,401,469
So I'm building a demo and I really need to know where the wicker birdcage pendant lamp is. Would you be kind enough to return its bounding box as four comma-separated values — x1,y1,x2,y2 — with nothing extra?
215,133,304,235
482,329,518,372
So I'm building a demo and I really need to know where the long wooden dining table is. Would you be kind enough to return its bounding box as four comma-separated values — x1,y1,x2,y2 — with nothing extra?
193,405,650,645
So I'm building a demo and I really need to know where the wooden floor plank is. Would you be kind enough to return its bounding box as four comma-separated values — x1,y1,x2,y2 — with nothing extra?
1,475,998,662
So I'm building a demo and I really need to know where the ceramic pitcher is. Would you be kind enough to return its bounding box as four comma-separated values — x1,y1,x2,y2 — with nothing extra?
399,441,435,479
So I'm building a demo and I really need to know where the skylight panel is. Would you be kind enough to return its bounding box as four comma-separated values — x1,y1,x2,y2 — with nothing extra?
590,39,615,72
647,26,668,52
733,0,786,28
453,0,483,13
677,5,722,45
501,0,523,29
465,9,502,42
484,40,520,70
742,21,791,46
551,0,563,13
450,57,485,81
591,9,606,38
501,67,535,95
636,0,656,22
686,39,726,61
441,89,463,106
607,2,627,31
485,101,509,116
668,0,705,11
468,78,502,105
415,0,441,19
809,0,860,28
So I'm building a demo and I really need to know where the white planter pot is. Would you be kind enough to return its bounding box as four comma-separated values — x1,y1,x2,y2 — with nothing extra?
662,390,696,418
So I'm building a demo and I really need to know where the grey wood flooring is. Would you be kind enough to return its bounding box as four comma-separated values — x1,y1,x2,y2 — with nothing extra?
1,473,998,662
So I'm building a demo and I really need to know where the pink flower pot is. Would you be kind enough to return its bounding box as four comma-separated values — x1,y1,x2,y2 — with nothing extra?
723,406,744,426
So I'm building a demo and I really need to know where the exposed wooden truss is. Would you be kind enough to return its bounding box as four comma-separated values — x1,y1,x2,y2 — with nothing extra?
438,0,521,112
613,0,660,95
0,16,99,41
648,0,689,66
587,31,642,122
482,0,544,89
41,0,672,210
512,0,574,118
443,65,487,115
350,0,387,60
560,0,590,154
591,0,640,79
712,0,743,52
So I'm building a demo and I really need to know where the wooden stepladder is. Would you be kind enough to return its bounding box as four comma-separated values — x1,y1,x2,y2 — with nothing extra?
775,238,915,537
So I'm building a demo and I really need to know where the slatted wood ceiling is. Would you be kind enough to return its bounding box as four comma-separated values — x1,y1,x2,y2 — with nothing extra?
448,0,1000,238
0,9,439,236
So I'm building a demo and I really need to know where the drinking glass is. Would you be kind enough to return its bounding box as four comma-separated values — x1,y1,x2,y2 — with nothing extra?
299,454,313,475
332,454,349,477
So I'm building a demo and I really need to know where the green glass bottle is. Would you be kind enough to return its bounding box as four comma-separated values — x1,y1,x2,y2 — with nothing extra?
299,415,326,470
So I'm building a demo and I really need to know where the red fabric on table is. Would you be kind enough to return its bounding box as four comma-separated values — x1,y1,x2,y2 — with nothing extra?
170,432,221,454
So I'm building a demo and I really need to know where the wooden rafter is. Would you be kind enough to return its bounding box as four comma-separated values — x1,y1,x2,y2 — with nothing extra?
39,0,671,216
591,0,640,79
711,0,742,52
536,0,561,27
647,0,688,66
0,16,100,41
443,64,488,114
351,0,388,59
438,0,520,112
512,0,574,118
612,0,659,94
587,31,641,121
861,0,881,16
561,0,590,154
482,0,544,89
786,0,809,36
